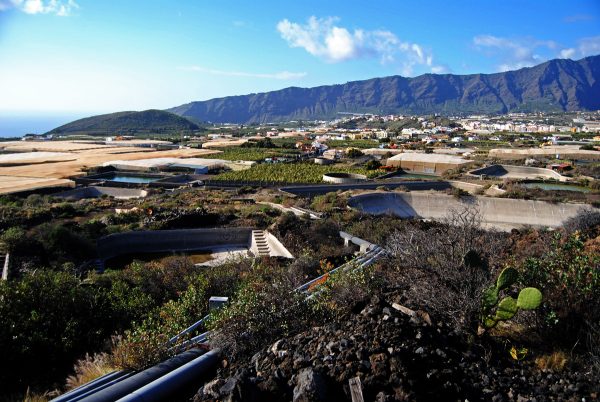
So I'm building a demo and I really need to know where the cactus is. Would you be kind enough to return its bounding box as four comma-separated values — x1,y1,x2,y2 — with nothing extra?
516,287,542,310
496,267,518,290
480,267,542,330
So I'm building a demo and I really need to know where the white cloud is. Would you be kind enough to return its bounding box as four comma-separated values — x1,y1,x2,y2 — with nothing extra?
473,34,543,70
276,16,442,76
563,14,595,23
430,65,449,74
560,48,576,59
577,36,600,57
4,0,78,16
474,34,600,71
179,66,307,80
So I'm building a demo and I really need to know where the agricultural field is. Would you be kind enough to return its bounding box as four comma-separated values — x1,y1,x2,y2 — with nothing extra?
327,139,379,149
213,162,379,183
204,147,300,161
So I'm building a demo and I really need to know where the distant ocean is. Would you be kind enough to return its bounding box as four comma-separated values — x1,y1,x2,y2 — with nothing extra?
0,113,86,138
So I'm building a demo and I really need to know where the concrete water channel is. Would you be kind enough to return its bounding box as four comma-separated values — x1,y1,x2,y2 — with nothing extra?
348,192,592,230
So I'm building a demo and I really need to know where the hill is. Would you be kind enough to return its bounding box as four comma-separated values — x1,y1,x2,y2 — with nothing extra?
169,55,600,123
47,109,200,136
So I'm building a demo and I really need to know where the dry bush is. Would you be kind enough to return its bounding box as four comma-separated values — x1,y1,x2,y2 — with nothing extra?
563,209,600,238
586,321,600,374
385,204,508,332
22,388,58,402
65,353,115,391
535,351,568,372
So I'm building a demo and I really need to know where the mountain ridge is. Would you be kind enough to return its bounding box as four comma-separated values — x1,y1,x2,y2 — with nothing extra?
168,55,600,123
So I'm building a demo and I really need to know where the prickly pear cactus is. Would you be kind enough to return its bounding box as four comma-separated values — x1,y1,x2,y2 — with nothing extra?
517,287,542,310
496,267,518,290
495,297,518,321
480,268,542,330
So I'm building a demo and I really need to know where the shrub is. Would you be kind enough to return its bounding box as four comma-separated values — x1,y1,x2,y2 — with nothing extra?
207,277,313,360
311,191,348,212
346,148,364,158
517,232,600,349
311,265,378,319
0,271,121,392
120,257,197,304
1,226,27,252
364,160,382,170
33,223,95,265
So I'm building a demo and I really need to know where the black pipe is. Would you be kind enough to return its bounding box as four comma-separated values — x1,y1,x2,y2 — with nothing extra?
65,372,137,402
116,349,220,402
77,349,205,402
51,371,129,402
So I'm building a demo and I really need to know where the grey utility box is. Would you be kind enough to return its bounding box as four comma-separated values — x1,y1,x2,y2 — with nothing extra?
209,296,229,311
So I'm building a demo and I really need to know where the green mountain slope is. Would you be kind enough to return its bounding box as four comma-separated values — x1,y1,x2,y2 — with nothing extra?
47,109,200,136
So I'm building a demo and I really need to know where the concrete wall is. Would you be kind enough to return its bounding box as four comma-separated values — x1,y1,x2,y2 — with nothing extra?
386,160,471,174
489,147,600,161
280,181,453,197
265,232,294,258
322,173,367,184
348,192,591,230
485,185,506,196
98,228,252,261
448,180,485,195
469,164,567,181
55,186,148,200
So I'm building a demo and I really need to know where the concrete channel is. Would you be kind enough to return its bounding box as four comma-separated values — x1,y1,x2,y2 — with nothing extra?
348,192,592,230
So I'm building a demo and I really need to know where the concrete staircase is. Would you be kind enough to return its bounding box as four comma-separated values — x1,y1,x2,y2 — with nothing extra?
251,230,271,257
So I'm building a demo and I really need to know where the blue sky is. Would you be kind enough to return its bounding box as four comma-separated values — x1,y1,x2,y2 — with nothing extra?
0,0,599,115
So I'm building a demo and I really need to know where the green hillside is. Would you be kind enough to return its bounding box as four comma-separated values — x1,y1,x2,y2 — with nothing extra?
47,109,200,136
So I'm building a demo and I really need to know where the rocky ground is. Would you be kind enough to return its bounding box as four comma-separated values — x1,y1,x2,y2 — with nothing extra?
194,290,599,402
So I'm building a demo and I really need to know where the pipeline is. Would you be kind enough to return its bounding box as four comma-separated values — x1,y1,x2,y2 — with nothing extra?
116,349,221,402
51,371,130,402
169,331,210,354
167,315,209,346
55,372,137,402
70,348,206,402
295,245,384,293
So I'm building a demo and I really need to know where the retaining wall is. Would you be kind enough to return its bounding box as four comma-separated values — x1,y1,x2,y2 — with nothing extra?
55,186,148,200
322,173,368,184
280,181,452,197
348,192,591,229
98,228,253,261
